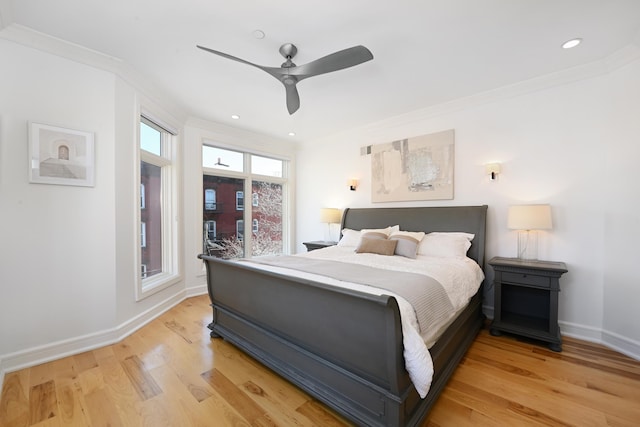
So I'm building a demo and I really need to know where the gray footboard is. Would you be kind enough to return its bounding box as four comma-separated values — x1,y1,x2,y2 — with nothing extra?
200,254,484,427
200,255,412,426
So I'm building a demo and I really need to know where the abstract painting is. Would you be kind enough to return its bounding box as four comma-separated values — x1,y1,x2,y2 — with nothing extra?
371,129,454,202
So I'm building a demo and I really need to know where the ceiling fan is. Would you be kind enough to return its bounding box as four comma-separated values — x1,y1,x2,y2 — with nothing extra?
196,43,374,114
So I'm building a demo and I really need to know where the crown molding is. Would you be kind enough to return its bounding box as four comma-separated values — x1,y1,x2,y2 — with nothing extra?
0,23,188,124
187,116,296,156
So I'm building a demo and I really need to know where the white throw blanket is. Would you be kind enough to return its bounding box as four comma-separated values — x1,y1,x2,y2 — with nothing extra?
241,246,484,398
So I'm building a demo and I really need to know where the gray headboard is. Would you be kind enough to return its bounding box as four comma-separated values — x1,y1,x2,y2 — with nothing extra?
341,205,488,267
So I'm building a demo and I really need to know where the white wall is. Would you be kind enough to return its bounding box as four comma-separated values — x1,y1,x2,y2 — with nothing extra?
296,56,640,358
0,40,117,353
0,37,189,386
602,59,640,347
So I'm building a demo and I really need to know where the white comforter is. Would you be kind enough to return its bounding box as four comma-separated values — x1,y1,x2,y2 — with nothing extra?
242,246,484,398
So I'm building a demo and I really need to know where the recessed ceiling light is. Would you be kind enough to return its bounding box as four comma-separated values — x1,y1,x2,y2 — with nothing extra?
288,132,296,137
562,38,582,49
252,30,265,40
231,114,240,120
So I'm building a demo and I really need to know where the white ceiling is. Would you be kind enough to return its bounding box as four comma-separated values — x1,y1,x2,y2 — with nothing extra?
3,0,640,142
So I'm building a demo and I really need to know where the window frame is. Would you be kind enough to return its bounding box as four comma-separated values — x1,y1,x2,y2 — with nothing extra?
202,143,290,259
136,113,181,301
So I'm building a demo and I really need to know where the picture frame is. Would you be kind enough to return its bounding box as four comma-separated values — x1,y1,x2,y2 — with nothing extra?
29,122,95,187
371,129,454,202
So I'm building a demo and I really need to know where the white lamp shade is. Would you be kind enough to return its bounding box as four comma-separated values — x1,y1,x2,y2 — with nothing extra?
507,204,552,230
320,208,341,224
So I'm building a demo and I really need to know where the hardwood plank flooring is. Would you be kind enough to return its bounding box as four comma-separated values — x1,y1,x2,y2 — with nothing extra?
1,294,639,426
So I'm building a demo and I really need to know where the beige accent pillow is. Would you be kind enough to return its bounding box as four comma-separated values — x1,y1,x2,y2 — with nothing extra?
355,237,398,256
390,234,422,259
360,231,388,240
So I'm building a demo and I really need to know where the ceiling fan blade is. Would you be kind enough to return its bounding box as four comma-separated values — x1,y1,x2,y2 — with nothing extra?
196,45,284,80
285,83,300,115
289,45,373,80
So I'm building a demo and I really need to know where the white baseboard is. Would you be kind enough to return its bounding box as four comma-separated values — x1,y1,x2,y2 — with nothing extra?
561,322,640,360
0,289,187,393
185,284,207,298
601,329,640,361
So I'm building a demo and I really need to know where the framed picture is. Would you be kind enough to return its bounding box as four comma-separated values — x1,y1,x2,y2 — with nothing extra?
29,122,95,187
371,129,454,202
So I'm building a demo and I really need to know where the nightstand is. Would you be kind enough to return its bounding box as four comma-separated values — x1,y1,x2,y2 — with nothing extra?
302,241,337,252
488,257,568,351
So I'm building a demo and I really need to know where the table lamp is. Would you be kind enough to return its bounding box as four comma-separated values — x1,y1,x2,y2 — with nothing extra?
507,204,552,260
320,208,341,242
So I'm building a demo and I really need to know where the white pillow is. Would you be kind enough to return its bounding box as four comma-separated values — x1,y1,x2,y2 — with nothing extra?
337,225,401,247
360,225,399,236
418,232,475,258
337,228,361,247
390,230,426,241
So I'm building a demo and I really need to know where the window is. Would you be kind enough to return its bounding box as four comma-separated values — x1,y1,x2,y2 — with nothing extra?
204,189,216,210
140,184,146,209
203,145,288,259
251,180,283,256
138,115,179,299
236,220,244,241
203,145,243,172
236,191,244,210
251,154,283,177
202,174,245,258
205,220,216,240
141,222,146,248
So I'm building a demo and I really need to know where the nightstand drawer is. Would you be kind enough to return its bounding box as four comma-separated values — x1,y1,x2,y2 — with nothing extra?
502,272,550,288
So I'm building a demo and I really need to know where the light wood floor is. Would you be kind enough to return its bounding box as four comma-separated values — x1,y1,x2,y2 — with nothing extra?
1,295,639,427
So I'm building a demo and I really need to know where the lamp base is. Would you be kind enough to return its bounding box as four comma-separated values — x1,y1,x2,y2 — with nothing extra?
324,223,332,242
517,230,538,260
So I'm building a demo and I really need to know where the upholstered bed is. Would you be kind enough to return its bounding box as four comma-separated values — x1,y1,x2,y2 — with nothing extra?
199,205,488,426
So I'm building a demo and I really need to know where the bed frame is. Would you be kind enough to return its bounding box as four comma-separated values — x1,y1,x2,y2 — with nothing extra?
199,205,488,426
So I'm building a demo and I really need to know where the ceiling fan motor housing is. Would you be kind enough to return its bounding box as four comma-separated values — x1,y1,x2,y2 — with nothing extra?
279,43,298,59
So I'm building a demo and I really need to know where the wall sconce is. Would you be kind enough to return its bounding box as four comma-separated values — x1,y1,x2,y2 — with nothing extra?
348,179,358,191
485,163,501,181
507,204,553,260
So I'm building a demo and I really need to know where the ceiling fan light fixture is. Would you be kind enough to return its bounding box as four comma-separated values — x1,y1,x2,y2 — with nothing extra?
197,42,374,115
562,38,582,49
